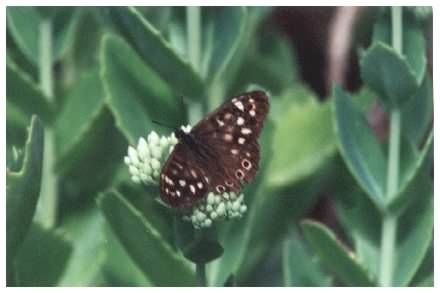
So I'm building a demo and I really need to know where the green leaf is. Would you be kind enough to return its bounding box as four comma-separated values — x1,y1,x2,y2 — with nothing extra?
372,9,426,84
334,185,382,276
103,223,152,286
14,223,73,286
58,208,106,286
393,179,433,286
100,33,181,144
7,60,52,123
360,43,418,109
7,7,81,65
224,274,236,286
333,86,387,210
98,190,197,286
103,7,204,99
268,93,336,188
6,116,44,264
302,220,375,286
410,243,433,286
183,239,224,264
54,70,104,166
402,75,433,146
282,232,332,286
204,8,247,82
6,7,40,65
388,131,433,213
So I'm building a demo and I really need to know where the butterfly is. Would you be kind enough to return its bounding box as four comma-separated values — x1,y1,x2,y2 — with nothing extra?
160,91,269,209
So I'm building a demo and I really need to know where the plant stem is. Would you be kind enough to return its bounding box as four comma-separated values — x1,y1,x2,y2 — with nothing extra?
391,6,402,55
39,18,58,228
379,7,402,286
186,6,203,124
196,262,207,286
187,6,201,74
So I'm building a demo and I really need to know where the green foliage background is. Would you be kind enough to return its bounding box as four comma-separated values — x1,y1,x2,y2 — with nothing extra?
6,7,433,286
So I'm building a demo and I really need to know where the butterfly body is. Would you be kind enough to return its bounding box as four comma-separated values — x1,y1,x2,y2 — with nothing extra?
160,91,269,209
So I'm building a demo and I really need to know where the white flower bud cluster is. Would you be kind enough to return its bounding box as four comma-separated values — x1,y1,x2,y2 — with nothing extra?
183,192,248,229
124,131,179,185
124,126,249,229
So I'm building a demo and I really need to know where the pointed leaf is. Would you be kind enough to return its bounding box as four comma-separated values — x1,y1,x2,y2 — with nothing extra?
302,220,375,286
402,75,433,146
372,10,426,84
100,33,181,144
393,179,433,286
283,232,332,286
98,190,196,286
333,86,386,210
7,7,81,65
7,60,52,123
204,8,248,83
360,43,418,109
102,7,204,99
55,70,104,165
7,116,44,262
388,131,432,213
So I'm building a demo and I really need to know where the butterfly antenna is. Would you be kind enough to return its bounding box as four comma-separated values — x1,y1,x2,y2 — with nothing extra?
152,120,175,130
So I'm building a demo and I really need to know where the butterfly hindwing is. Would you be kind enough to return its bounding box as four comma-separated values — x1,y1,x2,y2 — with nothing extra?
160,143,210,208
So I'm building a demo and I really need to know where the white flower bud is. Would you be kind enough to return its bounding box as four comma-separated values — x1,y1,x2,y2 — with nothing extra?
128,146,139,165
232,201,240,212
204,218,212,227
151,145,162,159
217,202,226,216
148,131,160,145
150,158,160,170
160,136,169,147
141,161,151,174
207,193,215,205
129,165,139,176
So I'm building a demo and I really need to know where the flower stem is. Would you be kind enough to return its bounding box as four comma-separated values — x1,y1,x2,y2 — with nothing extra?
379,7,402,286
196,262,207,286
186,6,203,124
38,18,58,228
187,6,201,74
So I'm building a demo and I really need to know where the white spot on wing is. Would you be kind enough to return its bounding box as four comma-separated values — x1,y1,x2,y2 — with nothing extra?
238,137,245,144
234,101,244,111
190,185,196,194
241,128,252,135
224,133,233,141
179,180,186,187
237,117,244,125
197,182,203,189
249,110,256,117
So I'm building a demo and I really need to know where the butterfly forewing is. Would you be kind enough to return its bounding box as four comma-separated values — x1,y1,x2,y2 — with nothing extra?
160,91,269,208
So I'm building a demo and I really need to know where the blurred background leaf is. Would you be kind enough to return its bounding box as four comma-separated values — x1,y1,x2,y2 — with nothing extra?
7,116,44,283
